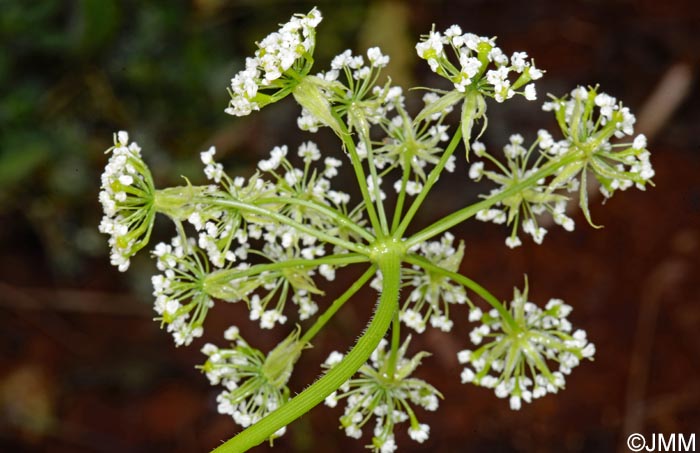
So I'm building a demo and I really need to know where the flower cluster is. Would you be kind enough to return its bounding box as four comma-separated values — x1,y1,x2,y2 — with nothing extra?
468,85,654,246
186,142,358,330
193,147,277,268
255,142,355,230
416,25,542,101
399,233,470,333
298,46,402,137
201,327,305,439
323,337,441,452
98,131,156,271
414,26,543,154
542,86,654,217
458,282,595,410
375,94,456,189
469,135,574,248
226,8,322,116
151,236,213,346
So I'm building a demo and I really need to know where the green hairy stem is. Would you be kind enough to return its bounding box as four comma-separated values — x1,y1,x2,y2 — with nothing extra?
211,248,402,452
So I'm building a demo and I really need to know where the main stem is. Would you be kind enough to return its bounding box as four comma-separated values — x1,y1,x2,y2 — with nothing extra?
211,249,402,453
300,265,376,344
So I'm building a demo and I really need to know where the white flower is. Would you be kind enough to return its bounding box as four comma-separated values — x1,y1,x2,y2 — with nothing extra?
505,236,522,249
468,162,484,180
366,175,386,201
201,146,224,182
524,83,537,100
457,349,472,365
509,396,522,410
468,307,482,322
297,141,321,163
472,141,486,156
367,47,390,68
594,92,617,119
633,134,647,150
401,309,426,333
258,145,288,172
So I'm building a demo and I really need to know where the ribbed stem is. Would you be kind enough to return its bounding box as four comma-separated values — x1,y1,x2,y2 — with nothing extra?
211,250,402,452
300,265,376,344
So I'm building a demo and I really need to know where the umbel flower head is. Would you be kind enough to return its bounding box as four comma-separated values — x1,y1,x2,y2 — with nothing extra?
543,85,654,224
469,135,575,248
98,131,156,271
226,8,322,117
151,236,214,346
201,327,306,440
400,232,469,333
298,46,402,138
372,93,456,187
323,336,441,453
416,25,541,100
458,280,595,410
415,25,543,153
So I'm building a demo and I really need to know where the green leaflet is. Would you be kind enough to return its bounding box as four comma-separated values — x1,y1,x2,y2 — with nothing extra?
414,89,462,124
438,240,465,273
460,90,487,161
292,76,343,136
262,327,307,388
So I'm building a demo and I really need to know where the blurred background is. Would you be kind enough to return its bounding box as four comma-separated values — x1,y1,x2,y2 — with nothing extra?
1,0,698,451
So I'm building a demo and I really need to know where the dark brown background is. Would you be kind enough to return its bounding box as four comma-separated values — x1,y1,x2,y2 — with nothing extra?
1,0,698,452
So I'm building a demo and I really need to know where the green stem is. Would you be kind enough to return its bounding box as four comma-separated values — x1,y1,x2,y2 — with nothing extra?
390,162,411,233
334,114,384,237
205,253,369,285
395,127,462,238
385,309,401,379
361,134,390,236
257,196,375,243
209,198,369,255
211,248,402,453
404,254,518,332
300,265,377,344
404,153,579,248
